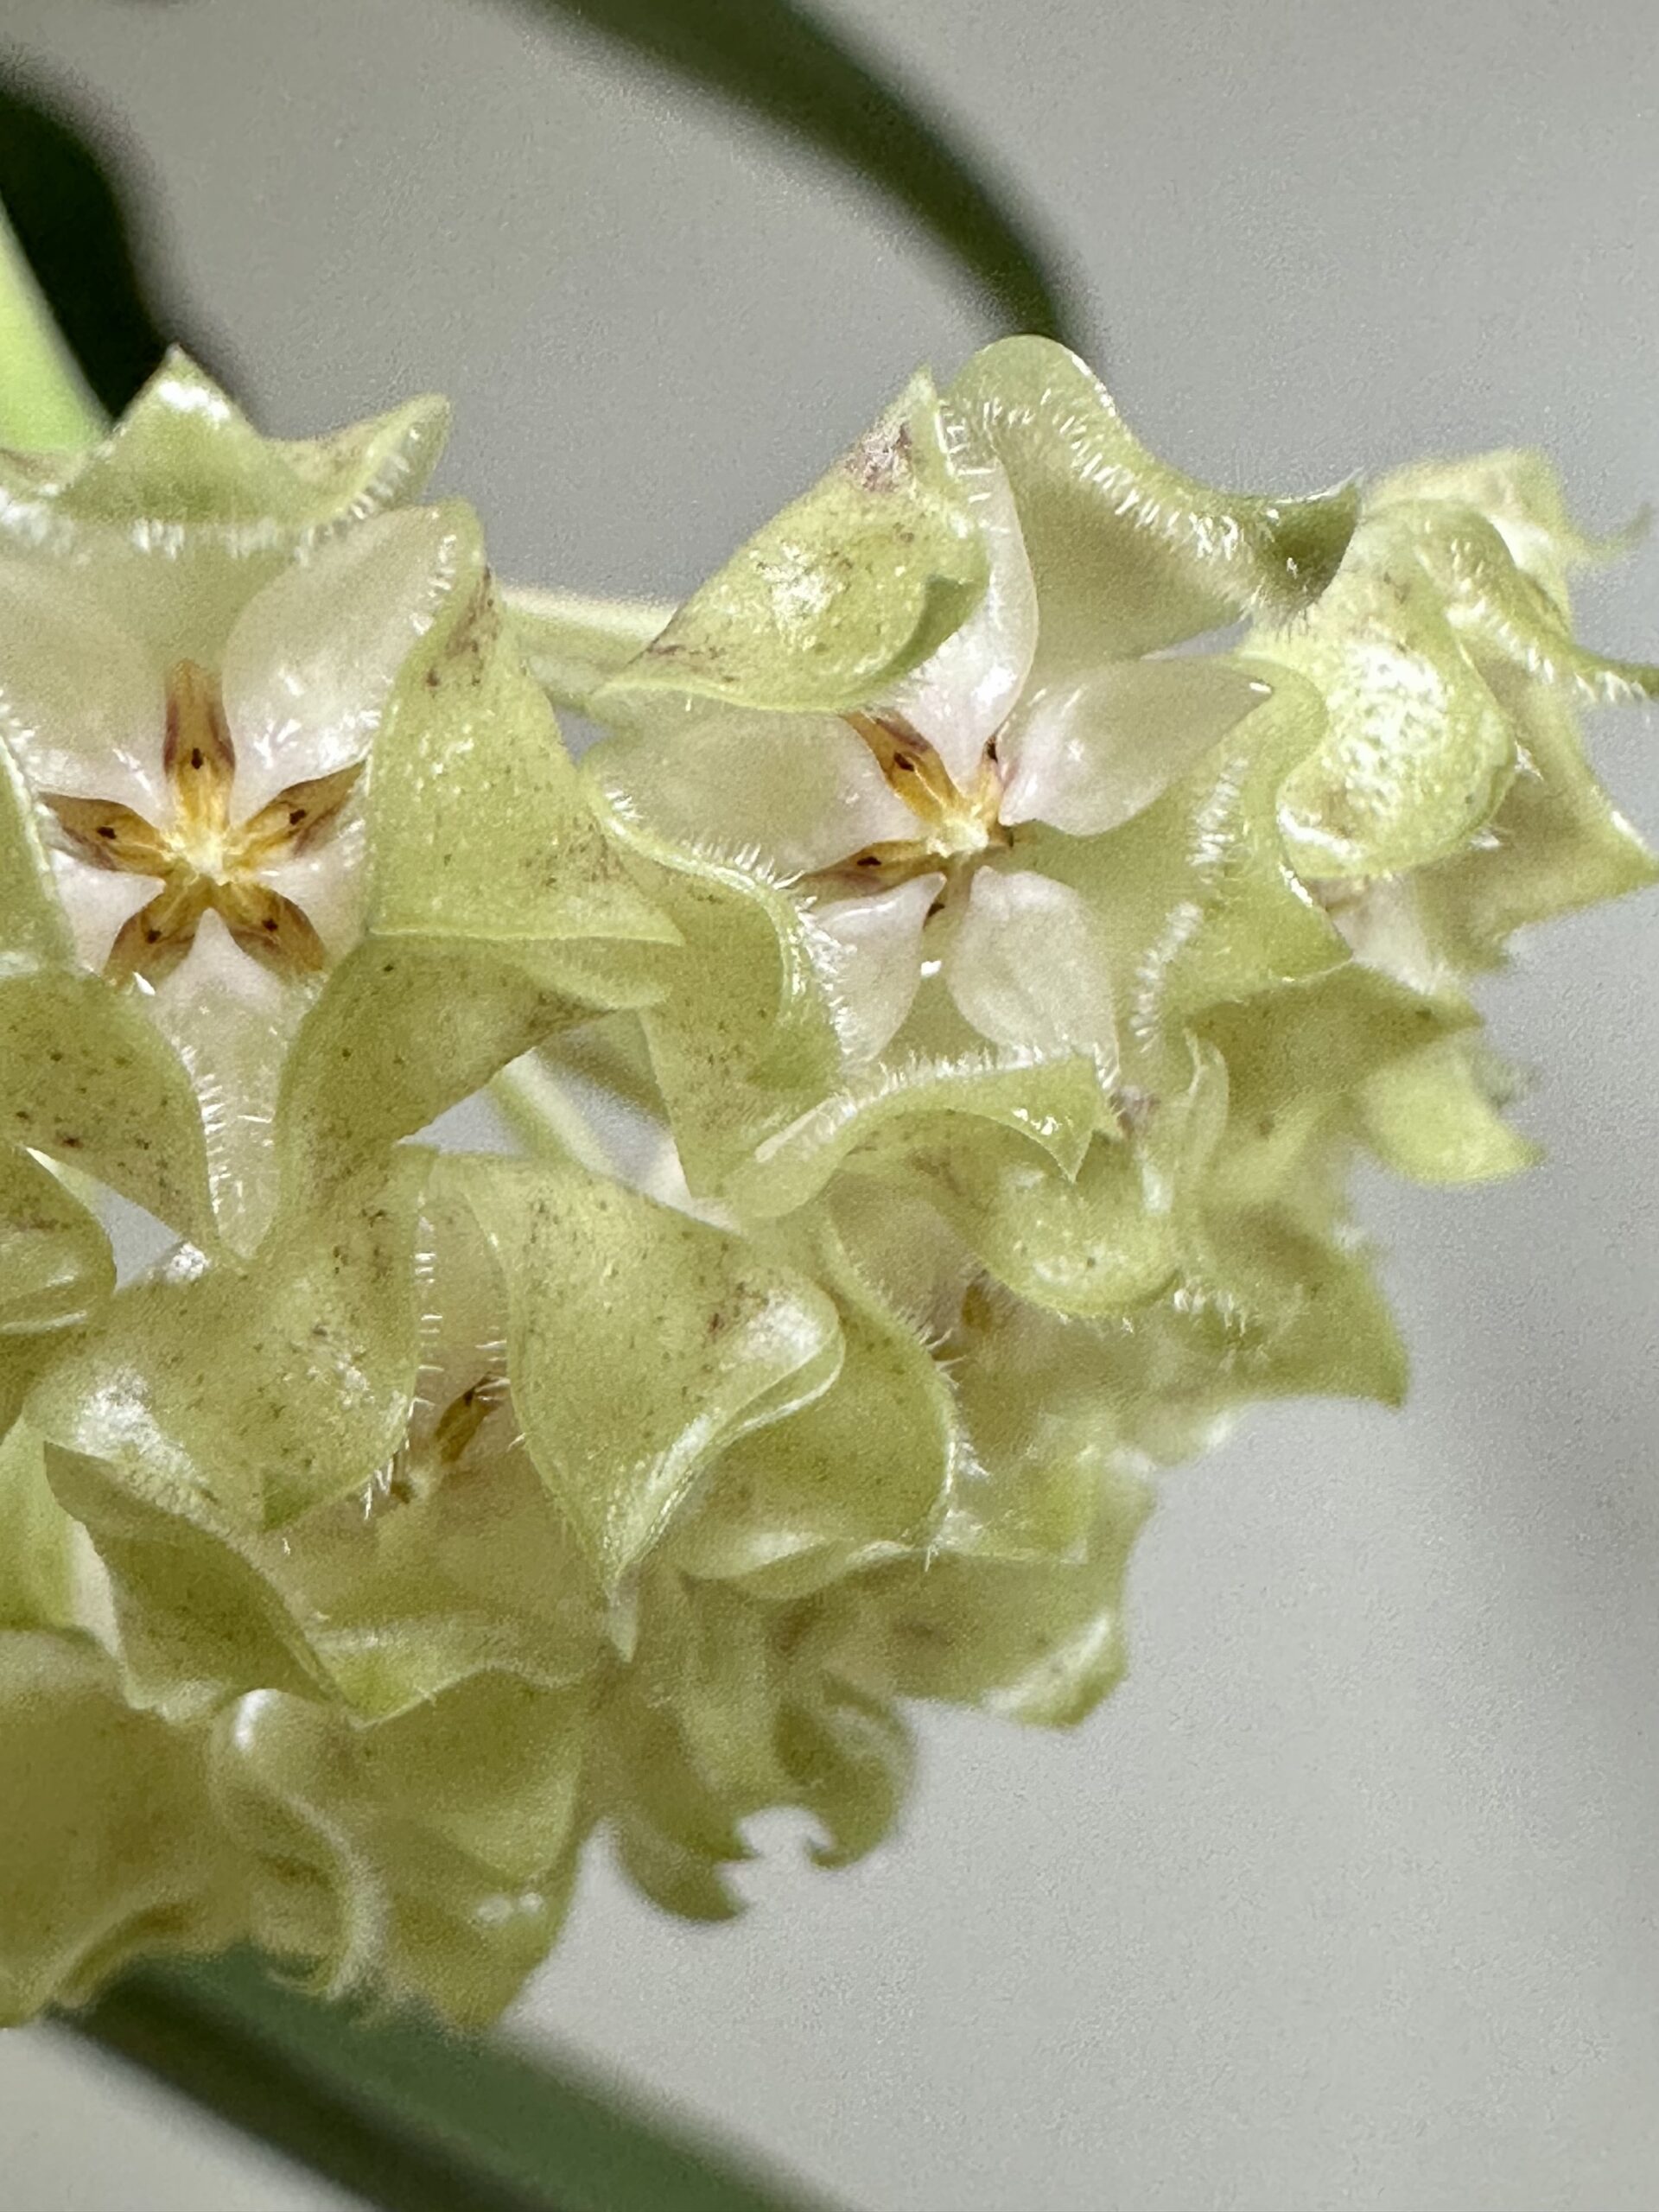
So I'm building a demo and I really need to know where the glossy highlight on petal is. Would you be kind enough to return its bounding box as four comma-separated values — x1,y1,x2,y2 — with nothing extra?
0,342,1654,2031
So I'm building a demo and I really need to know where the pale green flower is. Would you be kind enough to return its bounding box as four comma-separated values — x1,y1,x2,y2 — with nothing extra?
0,356,672,1251
584,343,1352,1087
0,336,1653,2034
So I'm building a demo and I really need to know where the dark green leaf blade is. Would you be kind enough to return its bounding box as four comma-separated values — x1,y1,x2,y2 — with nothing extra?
65,1950,842,2212
0,68,211,419
512,0,1081,343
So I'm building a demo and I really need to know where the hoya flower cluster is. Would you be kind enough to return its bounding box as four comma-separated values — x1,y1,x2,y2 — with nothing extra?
0,347,1652,2026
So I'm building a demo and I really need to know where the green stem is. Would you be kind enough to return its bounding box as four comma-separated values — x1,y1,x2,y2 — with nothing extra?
0,199,103,449
64,1950,839,2212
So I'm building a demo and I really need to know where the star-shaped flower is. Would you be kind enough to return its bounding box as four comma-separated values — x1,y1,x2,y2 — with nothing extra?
42,657,362,987
0,504,459,1246
591,460,1270,1069
3,505,454,998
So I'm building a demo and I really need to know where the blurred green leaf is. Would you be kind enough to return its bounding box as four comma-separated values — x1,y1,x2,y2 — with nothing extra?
0,71,197,420
67,1950,841,2212
1,0,1077,452
511,0,1081,342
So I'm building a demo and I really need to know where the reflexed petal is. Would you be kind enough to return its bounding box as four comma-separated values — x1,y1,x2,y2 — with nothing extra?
1271,548,1517,878
726,1045,1100,1223
0,350,450,532
950,337,1358,674
0,557,165,812
0,971,216,1237
944,868,1116,1067
0,1150,113,1336
365,535,670,948
0,1632,238,2022
590,706,917,880
30,1150,426,1531
1366,448,1612,607
219,505,460,815
1391,504,1659,704
875,460,1039,792
810,875,939,1064
817,1489,1150,1726
1355,1035,1538,1186
598,368,986,715
447,1154,842,1592
1000,659,1272,835
1415,668,1657,966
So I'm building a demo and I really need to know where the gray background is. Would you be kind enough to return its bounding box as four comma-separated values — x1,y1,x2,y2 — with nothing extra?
2,1,1657,2206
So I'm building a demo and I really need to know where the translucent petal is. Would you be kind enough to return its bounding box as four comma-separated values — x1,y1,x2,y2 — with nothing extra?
1415,667,1657,967
0,971,214,1236
0,556,165,813
1000,658,1271,834
671,1205,957,1584
219,505,462,816
809,875,938,1064
587,705,917,880
874,460,1038,792
448,1154,842,1592
0,1632,238,2023
950,337,1358,677
1268,544,1518,878
30,1152,426,1534
944,867,1117,1068
365,531,671,949
725,1042,1102,1223
0,1147,114,1335
1355,1036,1539,1186
597,369,987,715
817,1480,1152,1727
0,349,449,531
1023,665,1343,1100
